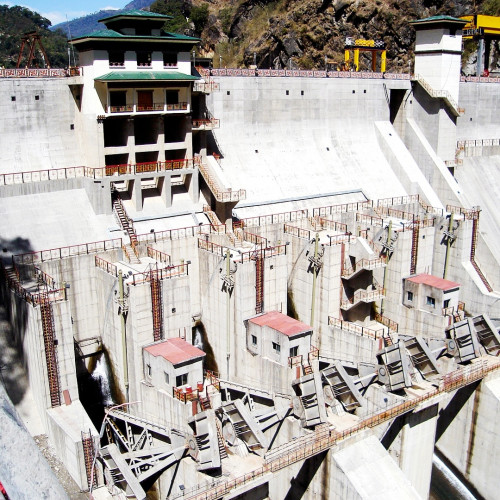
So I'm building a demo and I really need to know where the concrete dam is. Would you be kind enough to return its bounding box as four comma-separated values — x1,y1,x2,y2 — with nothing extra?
0,11,500,500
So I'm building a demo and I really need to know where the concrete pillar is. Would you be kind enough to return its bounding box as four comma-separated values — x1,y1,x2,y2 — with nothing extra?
159,175,172,208
387,403,438,498
477,38,484,77
132,178,143,211
189,170,199,204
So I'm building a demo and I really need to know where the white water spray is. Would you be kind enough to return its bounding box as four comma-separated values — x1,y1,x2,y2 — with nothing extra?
92,354,114,406
193,327,204,350
431,453,476,500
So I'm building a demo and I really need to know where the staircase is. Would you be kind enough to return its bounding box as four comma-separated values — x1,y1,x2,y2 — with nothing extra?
40,295,61,407
113,198,140,263
303,364,313,375
470,215,493,292
215,418,228,459
199,396,211,411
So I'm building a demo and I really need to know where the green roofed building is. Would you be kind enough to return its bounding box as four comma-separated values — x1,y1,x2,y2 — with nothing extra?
67,10,215,212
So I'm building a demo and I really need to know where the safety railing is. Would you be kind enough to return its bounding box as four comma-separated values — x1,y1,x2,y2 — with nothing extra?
137,223,225,244
14,238,122,264
207,68,411,80
0,160,195,186
341,286,385,310
240,209,308,228
355,213,384,227
0,67,80,78
95,256,119,277
147,247,171,265
198,159,246,202
413,74,464,116
342,257,386,278
129,262,189,286
205,370,220,391
107,102,188,114
242,231,267,247
312,200,373,217
192,118,220,129
173,386,200,403
446,204,480,220
460,75,500,83
375,313,398,333
328,317,385,339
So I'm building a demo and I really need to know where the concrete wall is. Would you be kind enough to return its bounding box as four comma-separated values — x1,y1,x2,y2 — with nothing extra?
436,373,500,500
0,78,83,172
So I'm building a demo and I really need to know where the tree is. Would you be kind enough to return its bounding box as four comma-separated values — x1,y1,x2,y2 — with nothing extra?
190,4,209,34
149,0,189,33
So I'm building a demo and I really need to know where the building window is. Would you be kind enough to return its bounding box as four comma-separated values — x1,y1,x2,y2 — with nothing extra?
426,296,436,308
35,95,39,100
176,373,188,387
109,51,125,68
166,90,179,105
11,96,15,101
137,51,152,67
290,346,298,358
163,53,177,67
407,291,413,302
109,91,127,113
443,299,450,309
164,372,169,384
272,342,281,353
251,335,257,346
147,364,152,377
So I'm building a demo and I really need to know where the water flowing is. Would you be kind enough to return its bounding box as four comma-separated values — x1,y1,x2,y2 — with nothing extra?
430,453,477,500
91,353,114,407
193,326,204,350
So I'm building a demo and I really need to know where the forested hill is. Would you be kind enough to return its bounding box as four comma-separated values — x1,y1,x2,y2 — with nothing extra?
0,5,68,68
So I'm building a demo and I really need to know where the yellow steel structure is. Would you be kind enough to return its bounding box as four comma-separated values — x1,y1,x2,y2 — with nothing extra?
461,15,500,38
344,39,387,72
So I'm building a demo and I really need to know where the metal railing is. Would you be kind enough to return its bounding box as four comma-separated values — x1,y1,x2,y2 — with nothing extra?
341,286,385,310
328,317,384,339
0,67,80,78
342,257,386,278
14,238,122,264
147,247,171,265
197,159,246,202
175,358,500,500
413,74,464,116
375,313,398,333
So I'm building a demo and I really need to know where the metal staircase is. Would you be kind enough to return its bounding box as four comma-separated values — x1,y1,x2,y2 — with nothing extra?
40,294,61,407
470,214,493,292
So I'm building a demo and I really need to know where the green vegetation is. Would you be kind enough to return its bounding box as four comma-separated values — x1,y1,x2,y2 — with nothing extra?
483,0,500,15
219,7,233,36
0,5,69,68
190,4,209,34
149,0,189,33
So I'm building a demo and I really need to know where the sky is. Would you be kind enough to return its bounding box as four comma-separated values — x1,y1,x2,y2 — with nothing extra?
6,1,123,26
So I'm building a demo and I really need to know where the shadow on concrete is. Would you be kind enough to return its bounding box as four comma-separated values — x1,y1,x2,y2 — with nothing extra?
283,450,328,500
435,381,479,442
0,236,34,406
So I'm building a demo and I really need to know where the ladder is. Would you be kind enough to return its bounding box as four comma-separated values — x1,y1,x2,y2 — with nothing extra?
470,215,493,292
255,256,264,314
81,430,98,489
410,221,419,275
150,274,163,342
40,295,61,407
199,396,211,411
215,418,228,459
113,198,138,249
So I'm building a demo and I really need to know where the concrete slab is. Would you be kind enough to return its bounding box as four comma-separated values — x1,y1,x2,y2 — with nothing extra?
333,434,420,499
0,189,114,251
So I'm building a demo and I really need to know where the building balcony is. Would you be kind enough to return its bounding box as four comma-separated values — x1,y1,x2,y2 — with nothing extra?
340,284,385,311
106,102,188,115
192,118,220,131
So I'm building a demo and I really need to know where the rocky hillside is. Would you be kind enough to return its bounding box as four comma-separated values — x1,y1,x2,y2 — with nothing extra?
185,0,499,72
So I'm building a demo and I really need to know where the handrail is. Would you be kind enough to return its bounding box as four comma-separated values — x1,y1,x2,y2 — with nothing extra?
14,238,122,264
328,317,384,339
177,358,500,500
341,286,385,310
147,247,171,265
0,67,81,78
197,158,246,202
413,74,464,116
375,313,398,333
342,257,386,278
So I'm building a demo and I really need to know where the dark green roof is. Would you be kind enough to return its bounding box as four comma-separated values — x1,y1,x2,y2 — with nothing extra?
99,9,173,23
70,29,200,43
95,71,200,82
411,15,468,25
